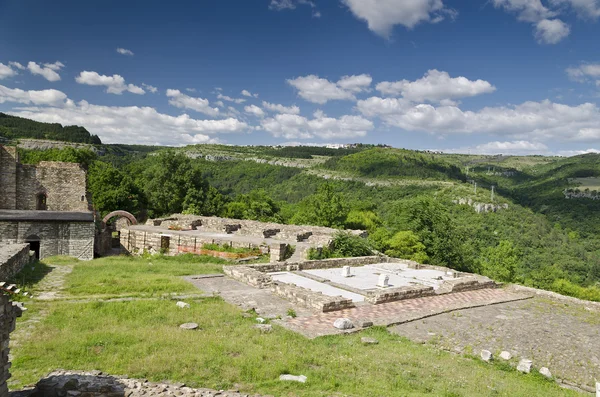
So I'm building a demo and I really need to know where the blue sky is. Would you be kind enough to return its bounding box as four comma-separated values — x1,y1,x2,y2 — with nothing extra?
1,0,600,155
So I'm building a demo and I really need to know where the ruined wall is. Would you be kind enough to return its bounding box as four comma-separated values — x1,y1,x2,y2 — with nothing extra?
0,146,18,210
0,221,94,260
0,294,21,397
0,244,31,280
16,162,90,212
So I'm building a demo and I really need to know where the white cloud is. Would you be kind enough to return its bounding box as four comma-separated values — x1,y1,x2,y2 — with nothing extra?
376,69,496,102
269,0,320,17
357,96,600,143
9,100,248,146
0,84,67,106
0,63,17,80
556,148,600,156
241,89,259,98
142,83,158,93
75,71,145,95
215,101,225,107
166,89,220,117
492,0,556,23
341,0,456,38
217,93,246,104
566,63,600,86
287,74,372,104
8,62,25,70
186,88,197,92
261,112,373,139
27,61,63,82
262,101,301,114
244,104,265,118
549,0,600,18
534,18,570,44
116,48,134,56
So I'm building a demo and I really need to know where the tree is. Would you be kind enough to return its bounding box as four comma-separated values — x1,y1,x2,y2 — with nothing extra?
345,209,381,232
385,230,429,263
224,189,281,222
87,161,143,217
479,240,519,282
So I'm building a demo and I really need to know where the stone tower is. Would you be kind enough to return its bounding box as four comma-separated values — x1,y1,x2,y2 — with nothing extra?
0,146,18,210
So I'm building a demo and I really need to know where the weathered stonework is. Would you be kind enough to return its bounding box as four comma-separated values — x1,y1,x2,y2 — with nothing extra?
0,145,95,260
0,244,31,280
0,294,21,397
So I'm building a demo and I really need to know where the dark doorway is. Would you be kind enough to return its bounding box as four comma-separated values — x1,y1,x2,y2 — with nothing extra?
160,236,170,253
36,193,47,210
111,231,121,248
28,241,40,259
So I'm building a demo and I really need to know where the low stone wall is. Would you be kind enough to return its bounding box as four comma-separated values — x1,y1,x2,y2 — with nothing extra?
271,281,354,312
0,244,31,280
223,266,272,288
365,285,435,304
0,294,22,397
249,255,386,273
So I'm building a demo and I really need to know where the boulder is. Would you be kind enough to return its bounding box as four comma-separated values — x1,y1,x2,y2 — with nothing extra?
176,301,190,309
333,318,354,330
480,350,493,362
279,374,307,383
499,351,512,360
517,359,533,374
539,367,552,379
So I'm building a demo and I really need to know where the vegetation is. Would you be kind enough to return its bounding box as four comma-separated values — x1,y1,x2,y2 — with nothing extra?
10,256,576,396
0,112,101,143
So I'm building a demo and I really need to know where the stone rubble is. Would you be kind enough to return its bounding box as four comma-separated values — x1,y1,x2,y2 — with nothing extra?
254,324,273,333
539,367,552,379
24,371,274,397
278,374,307,383
333,318,354,330
176,301,191,309
179,323,199,330
480,350,493,362
499,351,512,360
517,359,533,374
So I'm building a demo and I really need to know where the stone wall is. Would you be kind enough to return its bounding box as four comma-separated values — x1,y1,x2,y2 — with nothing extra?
0,146,17,210
0,294,21,397
0,220,95,260
147,214,365,246
0,244,31,280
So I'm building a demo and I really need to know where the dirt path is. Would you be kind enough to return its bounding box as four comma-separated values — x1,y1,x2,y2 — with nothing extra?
390,297,600,392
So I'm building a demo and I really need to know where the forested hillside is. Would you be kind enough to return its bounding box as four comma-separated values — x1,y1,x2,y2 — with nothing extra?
14,142,600,302
0,112,101,144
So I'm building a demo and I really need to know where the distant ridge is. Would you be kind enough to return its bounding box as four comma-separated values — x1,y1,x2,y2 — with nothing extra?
0,112,101,144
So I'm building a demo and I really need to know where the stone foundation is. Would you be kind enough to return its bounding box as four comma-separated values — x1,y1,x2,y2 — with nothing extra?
0,244,31,280
0,294,22,397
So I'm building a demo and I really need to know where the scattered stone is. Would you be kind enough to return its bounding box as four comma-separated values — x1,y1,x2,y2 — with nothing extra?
279,374,307,383
377,274,390,288
355,319,373,328
333,318,354,330
517,359,533,374
342,265,352,278
480,350,493,362
179,322,199,330
361,337,379,345
255,324,273,333
499,351,512,360
256,317,266,324
176,301,190,309
539,367,552,379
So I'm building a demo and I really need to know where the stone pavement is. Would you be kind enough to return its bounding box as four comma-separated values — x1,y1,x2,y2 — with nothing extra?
390,297,600,392
280,288,532,338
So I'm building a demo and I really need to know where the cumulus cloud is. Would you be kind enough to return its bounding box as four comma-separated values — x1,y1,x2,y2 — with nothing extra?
8,62,25,70
357,96,600,143
116,48,134,56
217,93,246,104
566,63,600,86
376,69,496,102
241,89,259,98
166,89,220,117
75,71,145,95
142,83,158,93
261,112,374,139
28,61,63,82
0,84,67,106
0,63,17,80
287,74,372,104
341,0,456,38
534,18,570,44
244,104,265,118
9,100,248,145
262,101,301,114
492,0,584,44
440,140,550,155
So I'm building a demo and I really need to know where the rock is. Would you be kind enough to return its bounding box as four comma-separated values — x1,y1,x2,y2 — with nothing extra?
539,367,552,379
256,317,266,324
377,274,389,288
361,337,379,345
179,322,199,330
279,374,307,383
333,318,354,330
175,301,190,309
255,324,273,333
499,351,512,360
480,350,493,362
517,359,533,373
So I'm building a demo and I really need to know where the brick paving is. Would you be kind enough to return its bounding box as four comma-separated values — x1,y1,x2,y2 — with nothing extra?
280,288,532,338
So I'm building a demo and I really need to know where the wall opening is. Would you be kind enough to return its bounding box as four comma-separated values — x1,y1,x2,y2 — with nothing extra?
36,193,47,210
25,236,41,259
111,231,121,249
160,236,171,253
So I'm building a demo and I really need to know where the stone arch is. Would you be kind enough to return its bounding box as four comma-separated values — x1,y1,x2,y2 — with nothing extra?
102,210,137,230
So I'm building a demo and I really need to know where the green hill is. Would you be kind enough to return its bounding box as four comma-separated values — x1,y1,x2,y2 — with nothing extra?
0,112,101,144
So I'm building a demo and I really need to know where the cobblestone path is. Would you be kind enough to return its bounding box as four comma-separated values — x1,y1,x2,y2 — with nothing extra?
390,297,600,392
282,288,531,338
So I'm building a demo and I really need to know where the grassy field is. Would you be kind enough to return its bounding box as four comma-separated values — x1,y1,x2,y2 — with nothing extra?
9,256,577,396
568,177,600,191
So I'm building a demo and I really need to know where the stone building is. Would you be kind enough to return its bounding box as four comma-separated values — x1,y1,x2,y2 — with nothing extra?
0,145,95,260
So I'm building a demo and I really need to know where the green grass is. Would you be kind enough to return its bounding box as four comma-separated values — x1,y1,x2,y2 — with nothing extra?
9,256,578,396
63,254,227,297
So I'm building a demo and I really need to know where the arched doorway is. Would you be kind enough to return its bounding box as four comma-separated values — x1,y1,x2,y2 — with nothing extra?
25,235,41,259
100,211,138,255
